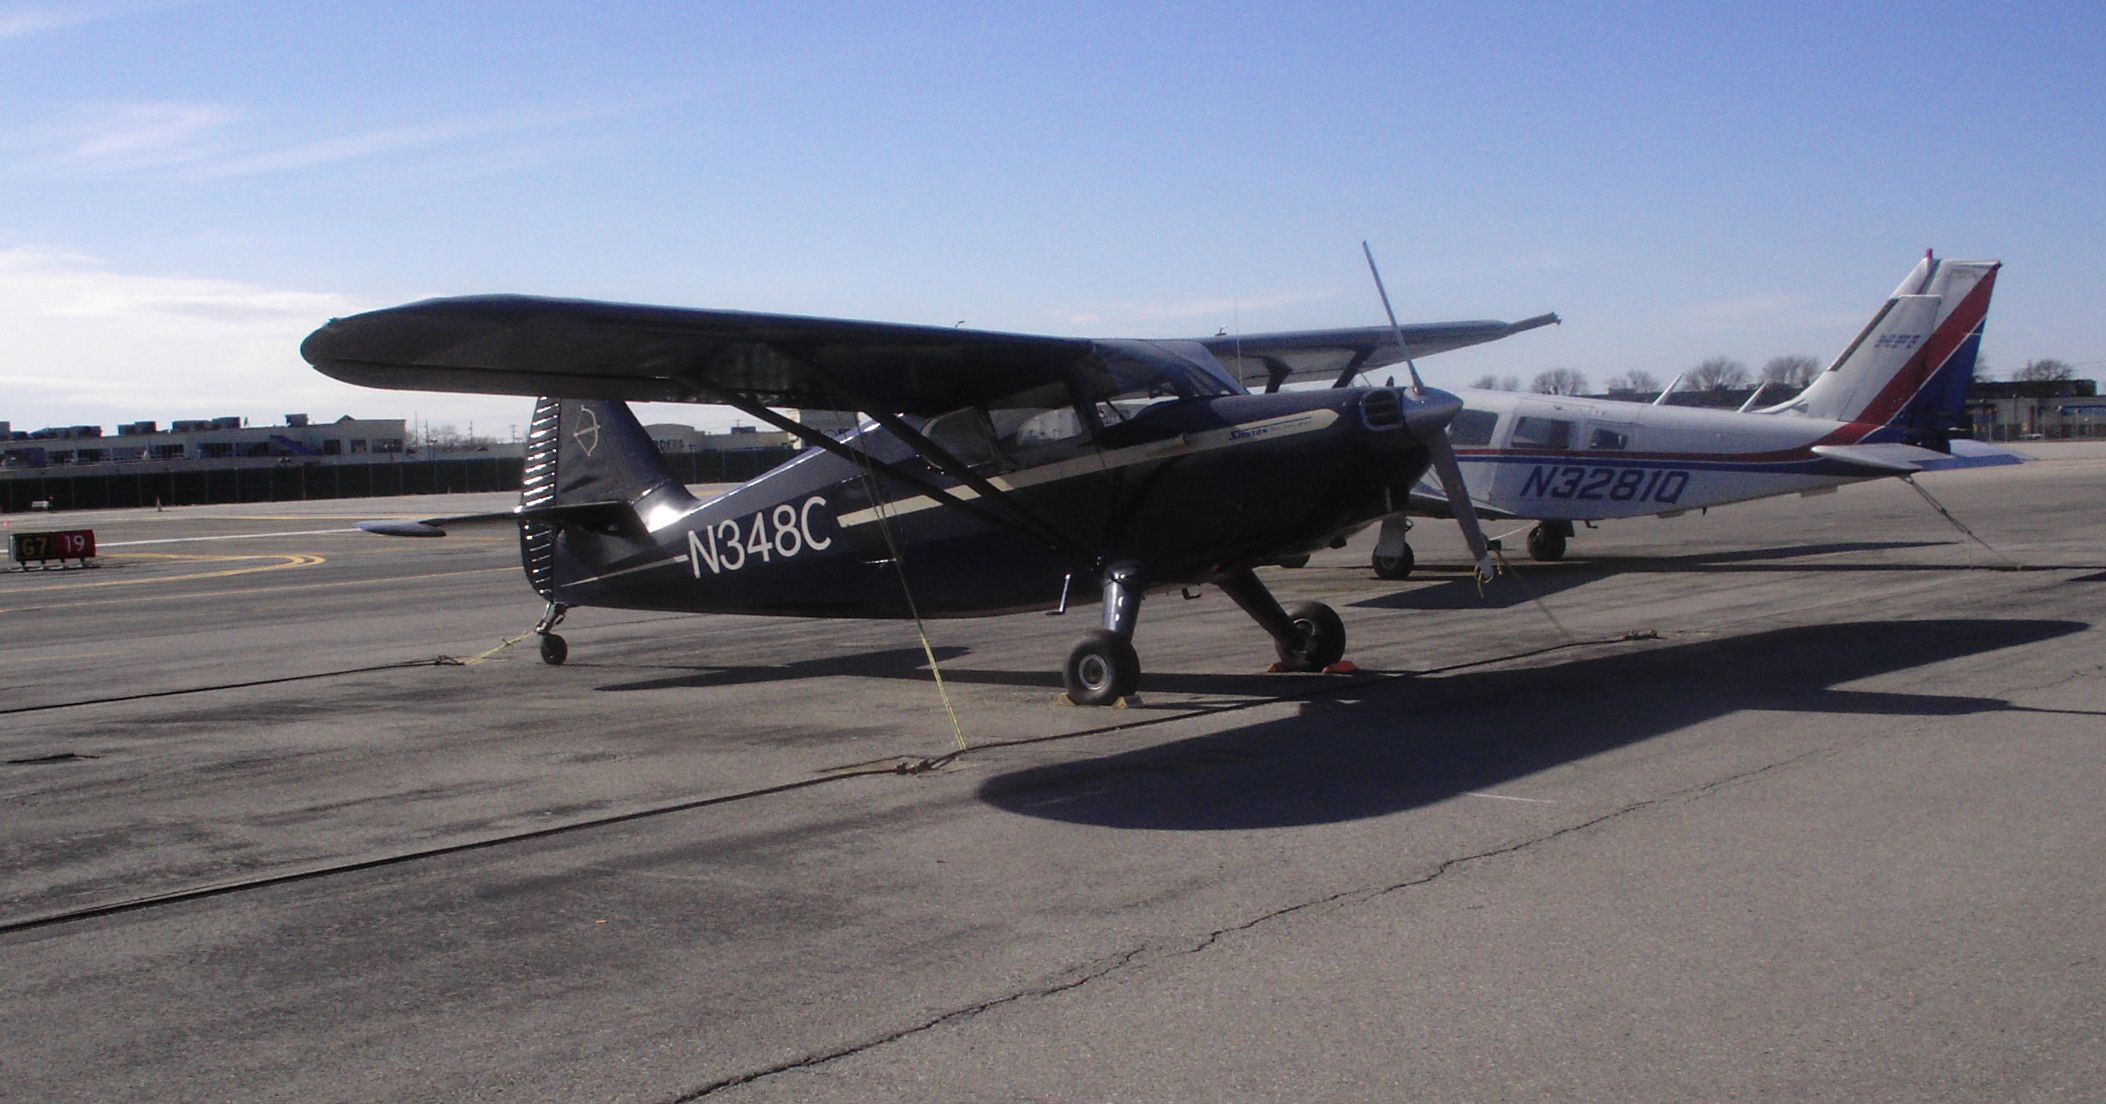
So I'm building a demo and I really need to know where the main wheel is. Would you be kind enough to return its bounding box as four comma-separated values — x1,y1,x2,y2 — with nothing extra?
1274,601,1346,672
539,632,569,666
1064,630,1140,705
1527,524,1568,562
1371,542,1415,580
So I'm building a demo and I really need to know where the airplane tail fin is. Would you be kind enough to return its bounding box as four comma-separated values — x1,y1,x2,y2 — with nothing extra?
519,397,696,600
1767,254,2000,446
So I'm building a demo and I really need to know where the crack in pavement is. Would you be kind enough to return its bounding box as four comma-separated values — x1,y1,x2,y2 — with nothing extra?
665,747,1830,1101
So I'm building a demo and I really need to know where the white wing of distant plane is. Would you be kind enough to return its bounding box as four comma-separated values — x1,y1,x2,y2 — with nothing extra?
1197,314,1560,392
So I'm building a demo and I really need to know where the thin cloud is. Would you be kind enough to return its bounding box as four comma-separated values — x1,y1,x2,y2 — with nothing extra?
185,101,649,181
0,245,350,325
0,0,196,42
60,101,235,168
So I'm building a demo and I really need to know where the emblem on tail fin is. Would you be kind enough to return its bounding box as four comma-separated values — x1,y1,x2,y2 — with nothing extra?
571,406,601,457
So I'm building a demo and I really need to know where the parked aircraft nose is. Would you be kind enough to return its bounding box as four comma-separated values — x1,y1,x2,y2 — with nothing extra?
1372,386,1463,444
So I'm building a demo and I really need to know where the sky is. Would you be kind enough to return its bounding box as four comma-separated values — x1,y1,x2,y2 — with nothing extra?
4,1,2103,437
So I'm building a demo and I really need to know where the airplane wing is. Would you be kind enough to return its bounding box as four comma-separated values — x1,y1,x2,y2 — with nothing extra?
1198,313,1560,391
1811,440,2031,475
304,296,1112,416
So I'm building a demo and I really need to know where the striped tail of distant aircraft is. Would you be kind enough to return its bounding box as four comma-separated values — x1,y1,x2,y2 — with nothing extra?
1369,253,2014,575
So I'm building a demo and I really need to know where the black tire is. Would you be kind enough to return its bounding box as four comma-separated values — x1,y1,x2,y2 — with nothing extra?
1274,601,1346,671
1527,524,1567,562
1371,542,1415,580
1064,630,1140,705
539,632,569,666
1275,554,1310,569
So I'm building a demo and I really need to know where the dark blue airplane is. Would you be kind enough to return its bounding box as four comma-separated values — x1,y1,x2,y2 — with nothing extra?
303,295,1544,703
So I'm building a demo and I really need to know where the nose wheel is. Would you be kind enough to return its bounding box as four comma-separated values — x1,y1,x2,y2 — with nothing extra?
1527,522,1570,562
1371,515,1415,579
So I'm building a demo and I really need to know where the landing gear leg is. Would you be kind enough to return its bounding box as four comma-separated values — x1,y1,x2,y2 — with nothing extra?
535,599,570,666
1063,562,1142,705
1218,569,1346,672
1527,521,1572,562
1371,516,1415,580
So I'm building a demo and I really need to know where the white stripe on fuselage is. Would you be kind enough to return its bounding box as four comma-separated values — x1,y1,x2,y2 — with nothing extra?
833,408,1340,528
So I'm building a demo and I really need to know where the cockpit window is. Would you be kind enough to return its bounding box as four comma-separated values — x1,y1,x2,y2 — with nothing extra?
1078,341,1239,427
1449,409,1499,447
1588,427,1630,450
1510,416,1573,450
921,378,1091,473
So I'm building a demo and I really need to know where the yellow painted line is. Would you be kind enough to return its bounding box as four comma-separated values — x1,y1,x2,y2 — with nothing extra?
11,551,328,591
0,565,515,613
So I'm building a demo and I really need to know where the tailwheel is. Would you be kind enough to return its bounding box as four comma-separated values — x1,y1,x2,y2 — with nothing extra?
1274,601,1346,672
1064,629,1139,706
539,632,569,666
1527,523,1569,562
1371,542,1414,580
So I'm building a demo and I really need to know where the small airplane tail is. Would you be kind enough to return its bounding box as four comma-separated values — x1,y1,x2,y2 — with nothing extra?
518,396,696,600
1767,254,2000,446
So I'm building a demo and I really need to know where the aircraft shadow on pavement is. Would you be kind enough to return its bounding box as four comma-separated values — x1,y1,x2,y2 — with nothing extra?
1357,540,1961,611
594,645,975,692
977,618,2087,832
594,644,1313,700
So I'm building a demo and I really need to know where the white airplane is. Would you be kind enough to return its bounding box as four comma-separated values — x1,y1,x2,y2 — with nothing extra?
1358,253,2012,575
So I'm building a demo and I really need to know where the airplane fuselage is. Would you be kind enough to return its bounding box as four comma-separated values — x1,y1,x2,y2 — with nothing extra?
553,386,1439,619
1433,388,1923,522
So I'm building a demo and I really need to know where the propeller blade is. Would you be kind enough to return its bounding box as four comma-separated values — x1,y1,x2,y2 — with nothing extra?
1362,241,1496,581
1427,432,1496,581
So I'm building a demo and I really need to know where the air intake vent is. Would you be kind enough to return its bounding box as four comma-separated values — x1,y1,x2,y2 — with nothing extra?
1360,387,1405,430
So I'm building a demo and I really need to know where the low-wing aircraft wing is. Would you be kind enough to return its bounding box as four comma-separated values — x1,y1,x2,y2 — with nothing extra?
1199,313,1561,392
1810,440,2031,475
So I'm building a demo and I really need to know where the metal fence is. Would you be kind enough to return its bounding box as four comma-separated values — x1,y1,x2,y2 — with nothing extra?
0,448,799,513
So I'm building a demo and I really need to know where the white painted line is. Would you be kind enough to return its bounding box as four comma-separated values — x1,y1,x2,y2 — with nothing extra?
1464,792,1557,805
101,528,361,547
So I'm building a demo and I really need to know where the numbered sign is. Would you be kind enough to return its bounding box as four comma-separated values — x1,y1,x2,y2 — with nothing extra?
10,528,98,566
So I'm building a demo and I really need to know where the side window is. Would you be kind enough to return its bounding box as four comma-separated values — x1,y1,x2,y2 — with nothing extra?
1510,416,1573,450
1449,409,1498,447
1587,427,1629,450
922,382,1092,473
921,407,1005,470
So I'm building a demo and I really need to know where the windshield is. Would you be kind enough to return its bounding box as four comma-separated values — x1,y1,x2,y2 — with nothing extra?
1078,340,1239,426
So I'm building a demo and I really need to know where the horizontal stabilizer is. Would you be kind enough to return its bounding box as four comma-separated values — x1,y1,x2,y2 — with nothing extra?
1811,441,2030,475
356,501,628,538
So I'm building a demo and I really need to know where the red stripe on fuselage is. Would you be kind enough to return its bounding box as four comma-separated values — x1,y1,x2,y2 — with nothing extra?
1838,263,1999,432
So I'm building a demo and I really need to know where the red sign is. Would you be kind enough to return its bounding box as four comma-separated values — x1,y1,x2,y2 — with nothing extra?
11,529,97,563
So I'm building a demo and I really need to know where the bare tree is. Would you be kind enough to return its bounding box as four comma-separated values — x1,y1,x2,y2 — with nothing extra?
1604,369,1662,394
1530,368,1590,395
1690,357,1751,391
1500,374,1521,392
1469,374,1501,390
1761,355,1821,388
2015,358,2074,382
